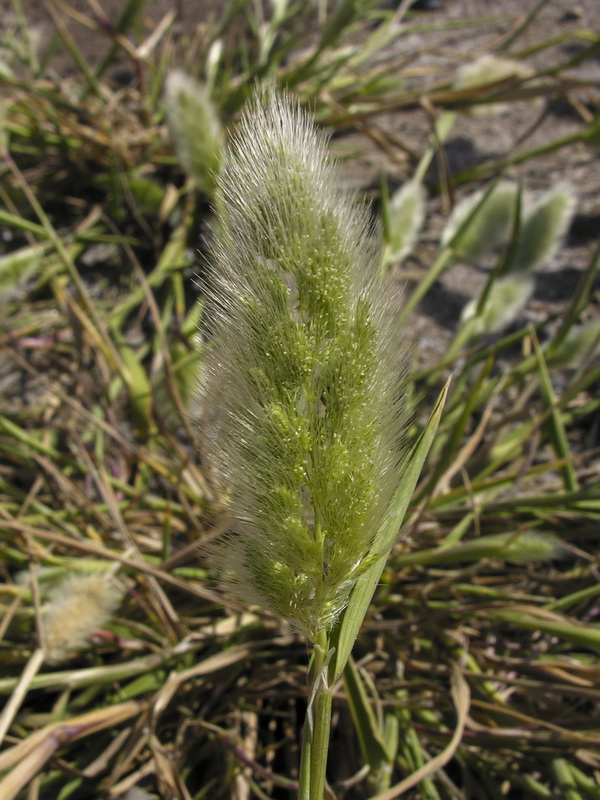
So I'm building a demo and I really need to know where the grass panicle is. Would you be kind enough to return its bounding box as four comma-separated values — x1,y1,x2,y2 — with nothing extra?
42,574,123,664
204,90,409,641
441,181,520,262
164,70,223,193
381,177,426,270
460,274,534,336
446,183,575,342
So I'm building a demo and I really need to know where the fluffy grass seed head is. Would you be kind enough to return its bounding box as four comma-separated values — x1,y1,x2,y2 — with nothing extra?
164,70,223,194
42,573,122,663
507,183,575,275
549,318,600,368
0,244,43,302
446,182,574,338
442,181,520,262
383,179,426,266
203,91,408,641
453,54,538,117
460,274,534,336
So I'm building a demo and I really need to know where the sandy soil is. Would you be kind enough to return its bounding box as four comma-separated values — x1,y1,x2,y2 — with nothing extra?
4,0,599,369
327,0,600,366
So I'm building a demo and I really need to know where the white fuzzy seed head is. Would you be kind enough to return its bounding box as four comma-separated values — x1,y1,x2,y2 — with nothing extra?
442,182,519,262
460,275,534,336
508,183,575,274
42,574,122,663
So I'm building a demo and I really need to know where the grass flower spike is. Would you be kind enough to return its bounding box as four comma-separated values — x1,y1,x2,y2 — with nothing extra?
205,91,408,643
456,183,575,338
381,178,425,269
453,54,537,117
42,574,122,663
164,70,223,194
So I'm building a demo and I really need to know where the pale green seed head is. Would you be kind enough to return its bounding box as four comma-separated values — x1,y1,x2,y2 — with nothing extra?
453,54,537,117
164,70,223,194
42,574,122,663
0,244,43,301
460,275,533,336
508,184,574,274
383,179,425,265
442,182,519,262
203,91,408,640
453,183,574,339
549,319,600,368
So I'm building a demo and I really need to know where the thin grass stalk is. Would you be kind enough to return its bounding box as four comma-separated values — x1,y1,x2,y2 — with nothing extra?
497,0,554,50
455,127,586,184
369,664,470,800
0,647,44,747
1,150,124,374
550,237,600,352
531,331,578,491
9,0,40,74
298,631,333,800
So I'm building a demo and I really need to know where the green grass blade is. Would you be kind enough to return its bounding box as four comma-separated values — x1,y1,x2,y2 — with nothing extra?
531,331,578,492
343,656,389,768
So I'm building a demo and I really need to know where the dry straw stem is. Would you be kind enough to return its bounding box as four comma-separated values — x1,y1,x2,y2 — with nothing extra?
452,54,538,117
0,647,45,748
204,90,409,641
0,701,141,800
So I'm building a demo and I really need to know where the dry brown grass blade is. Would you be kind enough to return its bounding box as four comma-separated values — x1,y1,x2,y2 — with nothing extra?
0,734,60,800
1,519,228,607
148,639,289,727
469,698,600,747
197,719,300,793
0,700,142,800
80,727,134,778
96,641,278,792
122,241,213,499
409,658,600,704
74,435,188,643
151,732,195,800
0,648,45,748
325,74,594,124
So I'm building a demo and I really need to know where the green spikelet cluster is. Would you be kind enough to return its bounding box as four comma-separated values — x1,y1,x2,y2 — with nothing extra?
204,92,407,641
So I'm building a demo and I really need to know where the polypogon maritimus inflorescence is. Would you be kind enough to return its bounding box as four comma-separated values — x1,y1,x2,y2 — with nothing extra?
202,90,410,643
